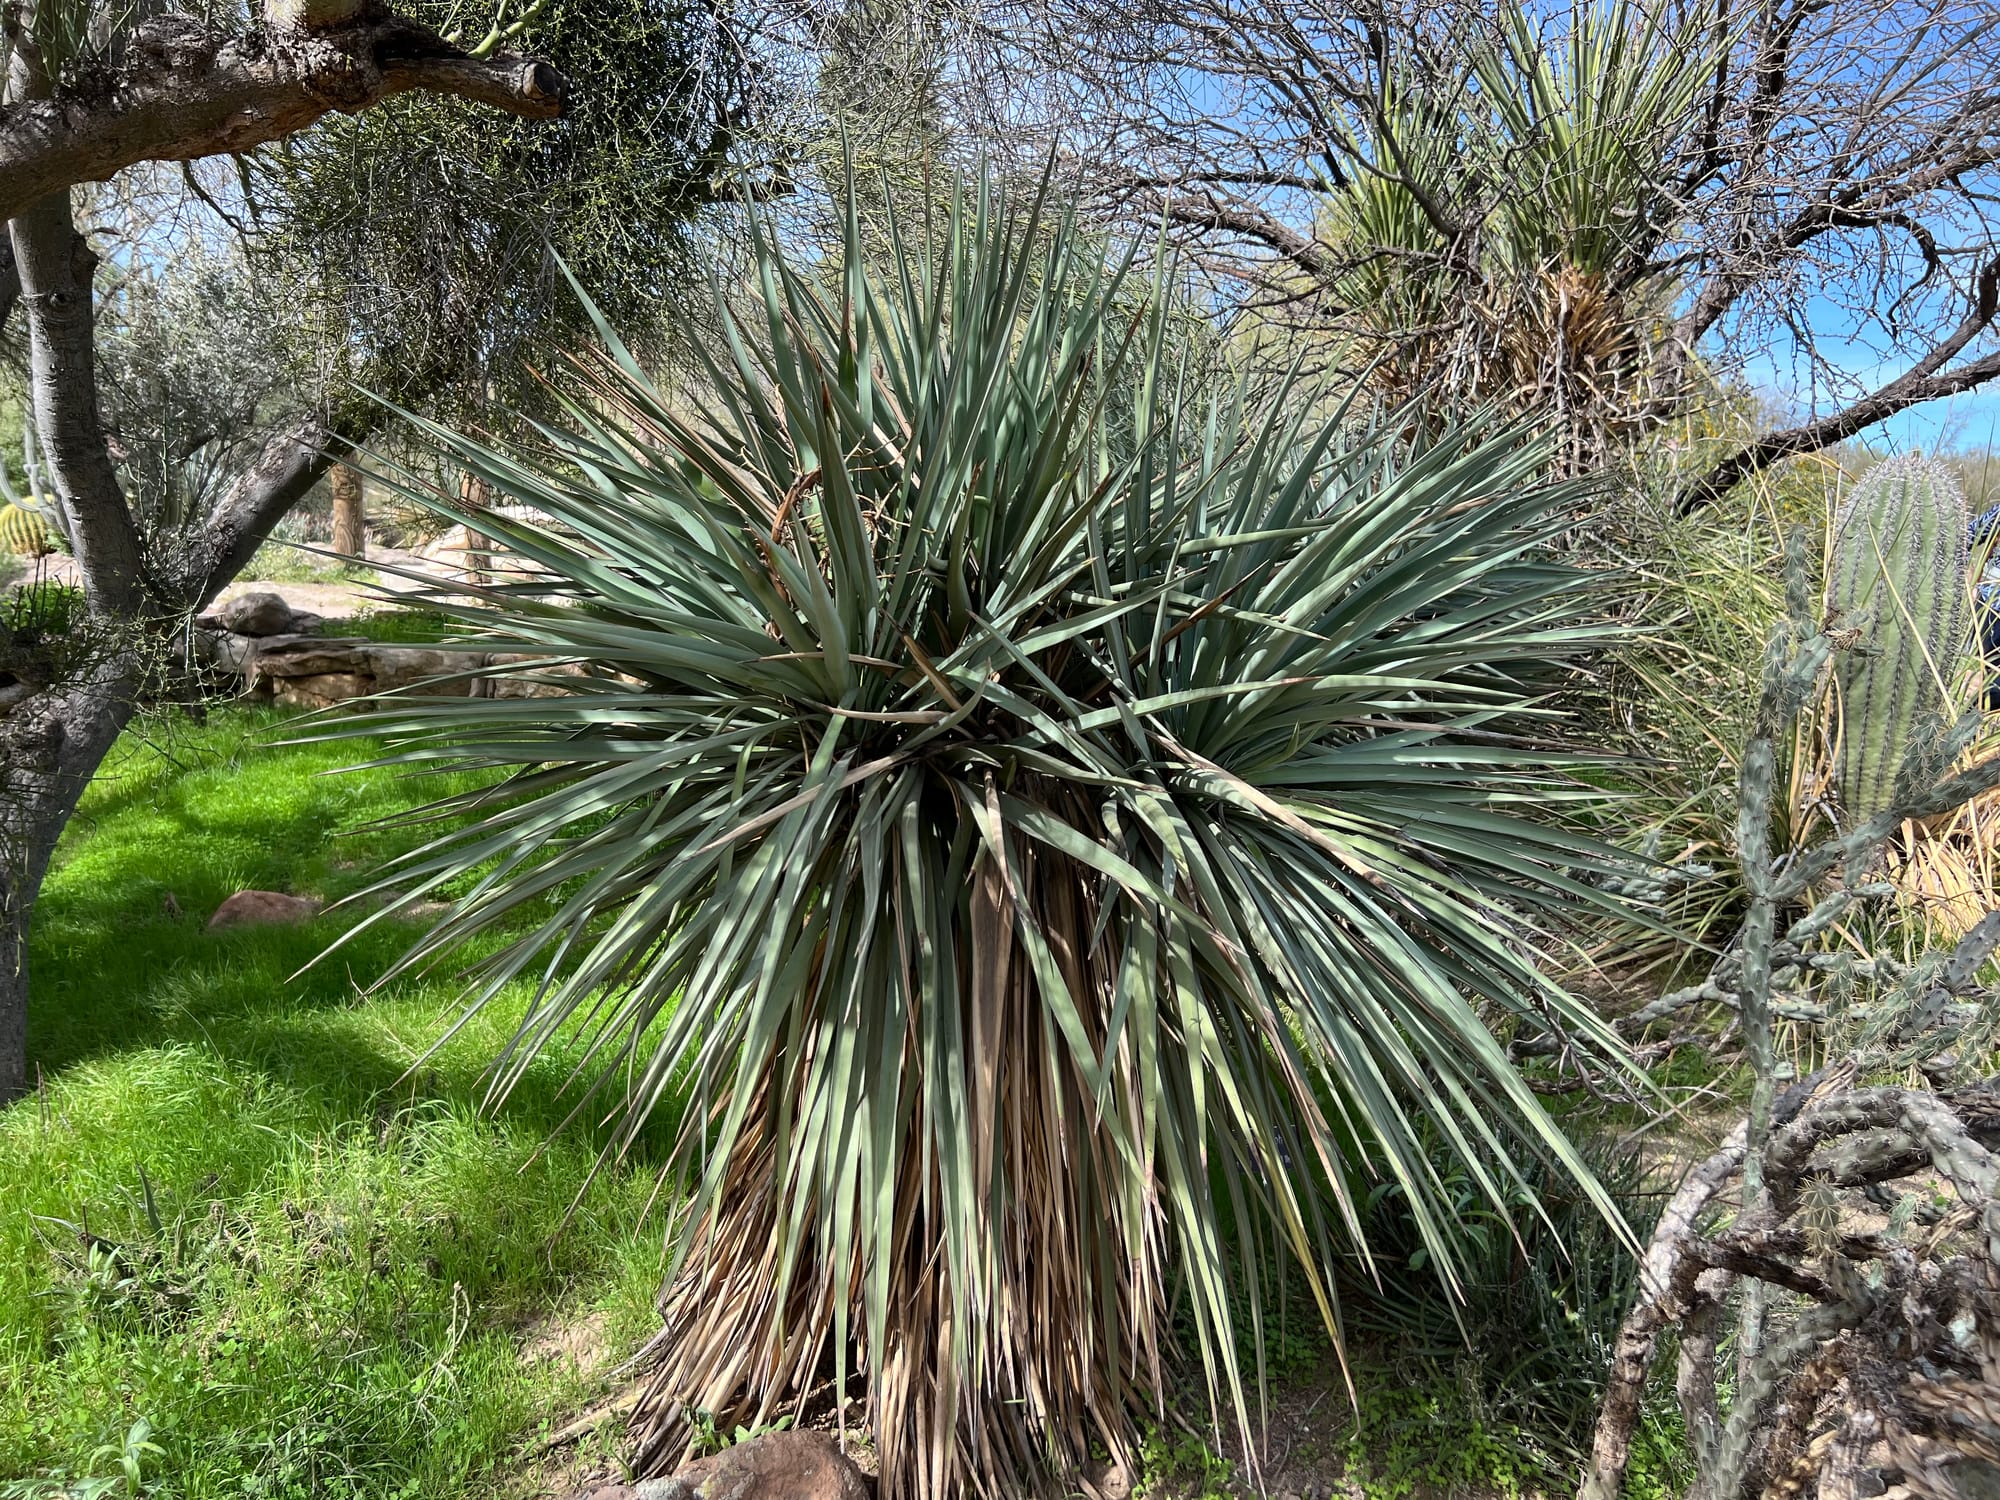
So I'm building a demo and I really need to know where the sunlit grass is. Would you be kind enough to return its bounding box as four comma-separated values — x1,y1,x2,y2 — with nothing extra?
1,707,667,1499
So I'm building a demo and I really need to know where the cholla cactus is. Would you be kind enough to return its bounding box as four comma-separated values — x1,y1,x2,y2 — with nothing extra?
1826,455,1970,821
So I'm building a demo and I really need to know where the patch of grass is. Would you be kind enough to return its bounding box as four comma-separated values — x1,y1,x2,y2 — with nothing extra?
1134,1426,1234,1499
245,543,377,587
2,707,667,1499
1339,1380,1535,1500
319,610,460,646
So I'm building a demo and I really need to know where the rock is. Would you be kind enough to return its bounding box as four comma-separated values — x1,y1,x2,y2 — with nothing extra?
367,647,480,696
213,591,299,637
632,1430,873,1500
246,640,374,679
207,890,322,930
273,672,376,710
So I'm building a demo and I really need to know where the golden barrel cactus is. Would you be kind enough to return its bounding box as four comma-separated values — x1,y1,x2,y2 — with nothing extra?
0,501,53,557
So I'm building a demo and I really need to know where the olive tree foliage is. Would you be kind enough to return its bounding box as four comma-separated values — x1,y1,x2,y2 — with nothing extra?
0,0,751,1105
255,0,756,429
973,0,2000,503
88,180,296,538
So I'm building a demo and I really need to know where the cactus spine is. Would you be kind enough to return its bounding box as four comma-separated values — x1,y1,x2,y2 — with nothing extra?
0,501,52,557
1826,455,1970,821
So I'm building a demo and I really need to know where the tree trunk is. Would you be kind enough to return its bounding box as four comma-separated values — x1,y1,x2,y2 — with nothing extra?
330,463,366,559
458,470,492,586
0,663,139,1104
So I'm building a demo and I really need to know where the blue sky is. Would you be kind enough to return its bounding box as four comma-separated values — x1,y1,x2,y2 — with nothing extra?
1738,325,2000,455
1724,249,1998,457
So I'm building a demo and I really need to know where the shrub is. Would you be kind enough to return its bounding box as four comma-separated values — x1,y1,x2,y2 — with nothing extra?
332,173,1635,1497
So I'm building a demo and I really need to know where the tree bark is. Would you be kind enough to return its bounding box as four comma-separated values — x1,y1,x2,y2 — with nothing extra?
459,470,492,585
330,462,366,559
179,415,352,607
0,237,18,338
0,14,565,225
0,661,140,1104
9,195,145,615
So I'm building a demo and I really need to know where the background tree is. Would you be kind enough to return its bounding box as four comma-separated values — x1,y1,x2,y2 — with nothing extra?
329,460,364,557
984,0,2000,504
0,0,750,1103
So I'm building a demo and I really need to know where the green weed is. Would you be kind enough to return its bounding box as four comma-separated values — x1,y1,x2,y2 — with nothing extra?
244,544,376,587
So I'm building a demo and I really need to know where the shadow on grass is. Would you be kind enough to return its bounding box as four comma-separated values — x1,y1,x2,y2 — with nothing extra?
4,707,678,1499
27,705,635,1150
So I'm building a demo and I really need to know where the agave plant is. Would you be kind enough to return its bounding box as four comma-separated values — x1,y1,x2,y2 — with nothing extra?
331,174,1631,1497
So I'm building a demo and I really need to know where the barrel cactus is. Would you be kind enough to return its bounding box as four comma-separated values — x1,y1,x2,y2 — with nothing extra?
0,500,52,557
1826,455,1970,821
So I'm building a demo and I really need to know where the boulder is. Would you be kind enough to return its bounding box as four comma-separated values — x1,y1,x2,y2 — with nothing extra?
367,647,481,695
578,1431,873,1500
207,890,322,930
211,591,301,637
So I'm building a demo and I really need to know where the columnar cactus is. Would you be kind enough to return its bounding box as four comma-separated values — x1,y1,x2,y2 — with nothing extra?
1826,455,1970,821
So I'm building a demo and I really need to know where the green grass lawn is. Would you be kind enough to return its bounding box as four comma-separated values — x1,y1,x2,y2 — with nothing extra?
319,610,459,646
0,708,666,1500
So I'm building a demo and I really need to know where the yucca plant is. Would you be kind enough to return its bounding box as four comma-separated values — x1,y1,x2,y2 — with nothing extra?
1310,0,1735,467
328,173,1633,1498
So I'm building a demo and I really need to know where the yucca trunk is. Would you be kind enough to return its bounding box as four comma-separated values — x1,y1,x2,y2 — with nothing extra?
629,843,1161,1497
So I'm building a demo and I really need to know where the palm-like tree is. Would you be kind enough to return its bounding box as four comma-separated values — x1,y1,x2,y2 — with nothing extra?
333,174,1630,1497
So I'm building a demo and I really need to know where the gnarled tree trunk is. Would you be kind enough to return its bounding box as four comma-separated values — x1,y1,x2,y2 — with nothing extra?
0,663,140,1103
0,6,566,1105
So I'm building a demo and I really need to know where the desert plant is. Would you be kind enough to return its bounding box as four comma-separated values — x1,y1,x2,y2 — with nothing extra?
0,502,52,558
329,174,1635,1498
1826,454,1971,822
1346,1140,1662,1477
1581,535,2000,1500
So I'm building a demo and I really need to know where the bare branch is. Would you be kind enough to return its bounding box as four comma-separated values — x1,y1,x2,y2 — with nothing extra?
1678,256,2000,512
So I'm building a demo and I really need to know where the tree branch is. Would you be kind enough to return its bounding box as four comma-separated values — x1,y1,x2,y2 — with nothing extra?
0,13,566,225
1678,255,2000,513
1123,183,1346,288
181,414,352,612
